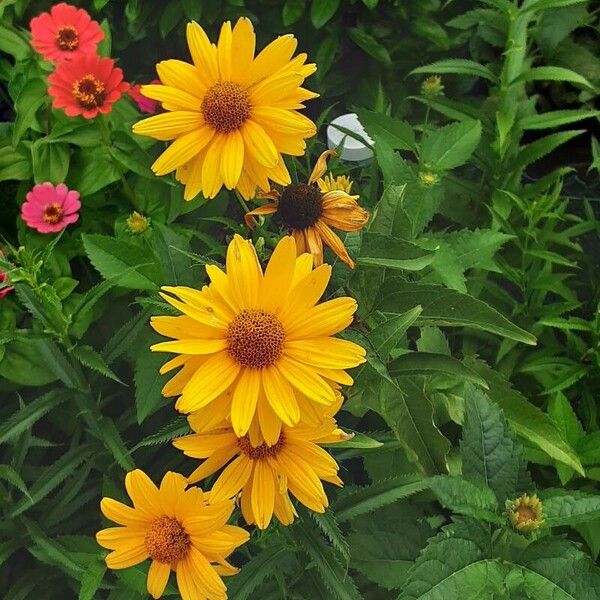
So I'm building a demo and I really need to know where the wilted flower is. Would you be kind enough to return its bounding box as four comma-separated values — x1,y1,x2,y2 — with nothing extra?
29,2,104,62
126,211,150,234
21,182,81,234
48,52,128,119
508,494,544,533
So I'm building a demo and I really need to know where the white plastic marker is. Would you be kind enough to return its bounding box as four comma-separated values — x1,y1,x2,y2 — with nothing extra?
326,113,374,164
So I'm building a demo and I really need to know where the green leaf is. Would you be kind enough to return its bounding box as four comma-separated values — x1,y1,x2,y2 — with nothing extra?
514,66,593,87
79,561,106,600
326,430,383,449
72,345,123,384
225,545,288,600
0,464,31,499
389,353,488,388
0,391,64,444
82,234,162,291
0,23,32,61
332,475,427,522
368,184,408,236
13,79,47,146
0,144,32,182
310,0,340,28
377,282,537,345
465,359,584,475
511,129,585,172
134,349,168,423
310,509,350,563
69,147,121,196
369,306,423,360
410,59,497,82
540,490,600,527
524,0,588,12
421,120,482,171
288,518,362,600
356,109,416,152
97,417,135,471
460,385,522,503
159,1,182,37
347,29,391,66
520,109,600,130
283,0,306,26
31,141,70,184
358,233,435,270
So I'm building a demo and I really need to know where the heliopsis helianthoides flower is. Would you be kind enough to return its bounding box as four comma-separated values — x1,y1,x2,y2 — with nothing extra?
507,493,544,534
48,52,128,119
29,2,104,62
245,150,369,268
150,235,366,445
174,397,349,529
132,18,318,201
96,469,249,600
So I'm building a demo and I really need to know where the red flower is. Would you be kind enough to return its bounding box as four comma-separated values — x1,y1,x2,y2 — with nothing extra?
0,252,13,299
48,53,129,119
30,2,104,62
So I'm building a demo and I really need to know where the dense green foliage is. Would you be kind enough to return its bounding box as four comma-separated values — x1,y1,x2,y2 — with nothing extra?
2,0,600,598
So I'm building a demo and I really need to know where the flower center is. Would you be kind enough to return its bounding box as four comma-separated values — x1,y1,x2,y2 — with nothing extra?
227,309,285,369
277,184,323,230
516,505,536,524
145,516,190,564
72,74,106,110
238,433,285,457
56,25,79,51
201,81,250,133
43,203,64,224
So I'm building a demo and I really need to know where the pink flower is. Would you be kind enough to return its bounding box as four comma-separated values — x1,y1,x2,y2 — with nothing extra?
127,80,160,113
22,182,81,234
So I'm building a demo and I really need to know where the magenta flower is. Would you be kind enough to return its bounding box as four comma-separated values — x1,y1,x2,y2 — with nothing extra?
127,80,160,114
22,182,81,234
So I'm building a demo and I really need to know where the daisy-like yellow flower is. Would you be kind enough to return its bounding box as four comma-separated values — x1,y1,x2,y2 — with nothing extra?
150,234,366,445
96,470,249,600
245,150,369,268
507,493,544,534
132,18,317,201
174,397,349,529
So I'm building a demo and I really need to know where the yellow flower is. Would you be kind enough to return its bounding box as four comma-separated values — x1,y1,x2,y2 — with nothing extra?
245,150,369,268
418,171,439,187
150,234,366,445
96,470,249,600
132,18,317,201
508,494,544,533
126,211,150,233
421,75,444,97
174,397,349,529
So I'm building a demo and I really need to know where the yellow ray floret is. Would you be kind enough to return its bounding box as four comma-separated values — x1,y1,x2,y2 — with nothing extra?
133,18,318,201
150,235,366,445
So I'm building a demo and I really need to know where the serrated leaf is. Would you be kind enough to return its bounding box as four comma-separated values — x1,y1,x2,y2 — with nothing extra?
134,349,168,423
520,109,600,130
368,306,423,359
377,282,537,345
79,561,106,600
511,129,585,172
356,109,415,151
309,509,350,563
460,385,522,503
421,120,482,170
514,65,593,88
540,490,600,527
72,345,123,384
410,59,497,81
358,233,435,270
0,464,31,499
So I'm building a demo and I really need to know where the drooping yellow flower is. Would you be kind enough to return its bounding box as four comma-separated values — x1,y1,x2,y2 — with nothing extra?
174,397,349,529
150,235,366,445
96,470,249,600
245,150,369,268
132,18,318,201
507,493,544,534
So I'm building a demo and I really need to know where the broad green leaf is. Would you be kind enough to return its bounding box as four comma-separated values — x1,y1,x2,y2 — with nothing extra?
460,385,522,503
347,29,391,66
520,109,600,130
326,430,383,449
410,59,497,82
358,233,435,270
513,66,593,87
356,109,416,151
13,79,47,146
69,147,121,196
465,359,584,475
0,23,32,61
368,185,408,236
368,306,423,359
421,120,482,171
540,490,600,527
389,353,488,388
523,0,588,12
377,282,537,345
31,141,70,184
0,144,32,182
333,475,427,522
0,391,64,444
82,233,162,291
282,0,306,26
310,0,340,28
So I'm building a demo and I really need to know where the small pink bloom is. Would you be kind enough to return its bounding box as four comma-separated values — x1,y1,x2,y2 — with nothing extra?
22,182,81,234
127,79,160,113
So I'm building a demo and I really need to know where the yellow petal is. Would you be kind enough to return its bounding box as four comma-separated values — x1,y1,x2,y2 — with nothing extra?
125,470,162,519
230,17,255,84
133,111,204,141
284,338,366,369
247,34,297,86
156,59,207,96
152,126,214,176
158,471,187,517
285,297,357,340
276,356,336,405
96,526,145,550
147,560,171,599
217,20,233,81
220,130,244,189
259,236,296,312
241,119,278,167
141,84,200,112
279,264,331,323
186,21,219,86
231,368,261,436
257,391,282,446
315,221,355,267
201,134,226,199
105,543,148,569
308,150,336,184
209,456,253,503
251,461,275,529
262,365,300,426
226,235,262,309
100,497,148,527
186,447,238,485
150,338,228,355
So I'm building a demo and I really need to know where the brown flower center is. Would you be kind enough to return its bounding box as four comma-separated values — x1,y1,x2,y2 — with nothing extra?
277,183,323,230
145,516,190,564
56,25,79,51
515,505,536,525
201,81,250,133
227,309,285,369
238,433,285,457
72,74,106,110
43,203,64,224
